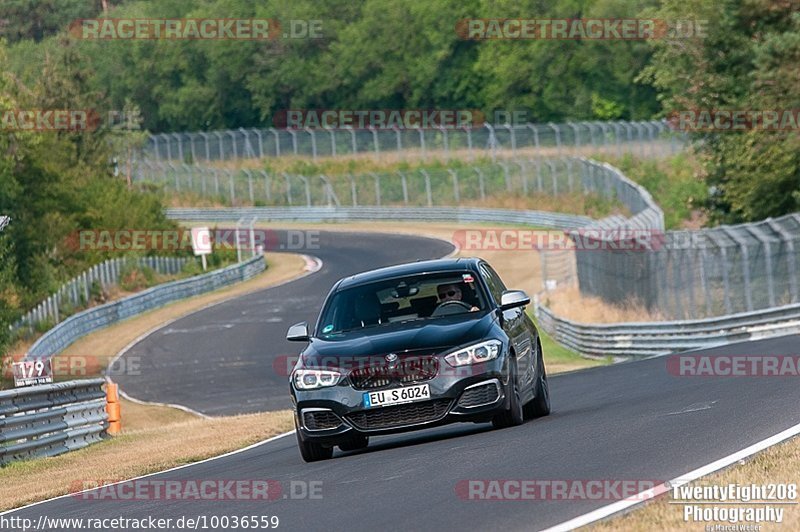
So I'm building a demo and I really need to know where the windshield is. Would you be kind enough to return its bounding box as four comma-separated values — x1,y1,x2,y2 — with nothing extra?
317,271,487,336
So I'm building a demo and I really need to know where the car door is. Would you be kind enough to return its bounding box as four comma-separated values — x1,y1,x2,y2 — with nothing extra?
478,263,535,392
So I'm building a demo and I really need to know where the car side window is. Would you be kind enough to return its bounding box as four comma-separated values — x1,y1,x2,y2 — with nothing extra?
479,264,506,304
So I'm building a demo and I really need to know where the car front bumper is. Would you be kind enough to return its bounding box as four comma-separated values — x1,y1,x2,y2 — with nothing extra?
291,356,510,444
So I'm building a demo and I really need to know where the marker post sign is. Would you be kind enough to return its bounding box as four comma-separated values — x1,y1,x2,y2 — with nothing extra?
190,226,212,271
13,358,54,387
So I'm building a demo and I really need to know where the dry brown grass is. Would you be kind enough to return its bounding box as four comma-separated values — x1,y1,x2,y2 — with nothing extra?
589,436,800,531
542,285,664,324
0,408,294,511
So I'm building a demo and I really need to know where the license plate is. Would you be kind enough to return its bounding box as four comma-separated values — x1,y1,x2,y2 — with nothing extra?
363,384,430,408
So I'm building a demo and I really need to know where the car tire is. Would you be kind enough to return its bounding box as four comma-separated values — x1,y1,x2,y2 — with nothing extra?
338,433,369,452
295,421,334,462
492,361,524,429
524,338,551,419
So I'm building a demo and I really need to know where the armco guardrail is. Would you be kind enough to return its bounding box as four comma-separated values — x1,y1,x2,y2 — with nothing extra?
15,256,192,333
25,255,265,360
0,379,107,465
166,206,593,230
534,301,800,358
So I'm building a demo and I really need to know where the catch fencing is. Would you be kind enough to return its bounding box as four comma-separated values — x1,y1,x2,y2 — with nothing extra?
135,157,663,219
142,120,681,163
15,256,191,334
0,379,107,465
551,212,800,320
25,255,265,361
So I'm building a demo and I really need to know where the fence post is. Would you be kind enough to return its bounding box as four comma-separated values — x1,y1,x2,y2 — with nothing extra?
269,128,281,157
306,128,317,160
284,173,293,205
243,169,254,204
767,217,798,303
253,128,264,158
372,173,382,206
448,169,460,204
548,123,562,158
259,170,271,202
721,227,753,311
474,167,486,201
421,170,433,207
398,171,409,205
745,225,777,308
199,132,211,161
348,174,358,206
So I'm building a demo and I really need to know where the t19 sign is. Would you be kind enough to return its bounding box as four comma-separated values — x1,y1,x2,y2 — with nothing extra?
13,358,54,387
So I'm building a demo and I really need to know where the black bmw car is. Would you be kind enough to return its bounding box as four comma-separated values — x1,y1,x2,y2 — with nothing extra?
286,257,550,462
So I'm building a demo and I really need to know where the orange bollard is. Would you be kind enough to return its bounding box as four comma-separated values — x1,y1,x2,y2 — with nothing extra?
106,381,122,435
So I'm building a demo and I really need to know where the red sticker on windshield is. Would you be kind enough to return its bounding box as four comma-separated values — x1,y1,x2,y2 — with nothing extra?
462,273,474,283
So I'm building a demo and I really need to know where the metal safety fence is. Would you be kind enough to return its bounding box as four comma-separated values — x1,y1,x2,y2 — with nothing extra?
14,256,192,334
142,120,682,163
0,379,107,466
534,301,800,358
135,157,665,222
549,212,800,321
25,255,265,360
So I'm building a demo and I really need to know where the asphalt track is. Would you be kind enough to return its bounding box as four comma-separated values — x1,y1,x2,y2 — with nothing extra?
6,230,800,531
114,230,454,415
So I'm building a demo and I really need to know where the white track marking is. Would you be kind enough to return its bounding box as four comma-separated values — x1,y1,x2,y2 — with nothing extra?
540,421,800,532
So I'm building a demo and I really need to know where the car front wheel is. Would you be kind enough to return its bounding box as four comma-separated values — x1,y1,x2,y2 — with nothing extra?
295,420,333,462
492,361,524,429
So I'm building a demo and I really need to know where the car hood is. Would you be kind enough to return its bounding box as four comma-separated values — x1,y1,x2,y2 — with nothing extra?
303,312,496,362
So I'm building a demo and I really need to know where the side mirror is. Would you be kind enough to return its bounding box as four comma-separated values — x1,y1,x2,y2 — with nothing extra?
500,290,530,311
286,322,310,341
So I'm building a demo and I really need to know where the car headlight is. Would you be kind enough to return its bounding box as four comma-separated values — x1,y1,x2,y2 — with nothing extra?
444,340,502,367
293,369,343,390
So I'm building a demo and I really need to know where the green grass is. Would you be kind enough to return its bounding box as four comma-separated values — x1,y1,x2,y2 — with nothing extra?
592,151,707,230
530,313,611,372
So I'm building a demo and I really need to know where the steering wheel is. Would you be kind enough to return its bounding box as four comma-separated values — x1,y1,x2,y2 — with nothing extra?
431,300,473,317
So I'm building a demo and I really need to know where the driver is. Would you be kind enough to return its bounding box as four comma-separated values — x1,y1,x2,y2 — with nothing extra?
436,283,479,312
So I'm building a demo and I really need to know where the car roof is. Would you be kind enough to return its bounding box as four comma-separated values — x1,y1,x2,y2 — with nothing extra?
337,257,483,290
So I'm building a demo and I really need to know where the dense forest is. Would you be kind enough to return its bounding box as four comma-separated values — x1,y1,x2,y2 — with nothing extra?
0,0,799,351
